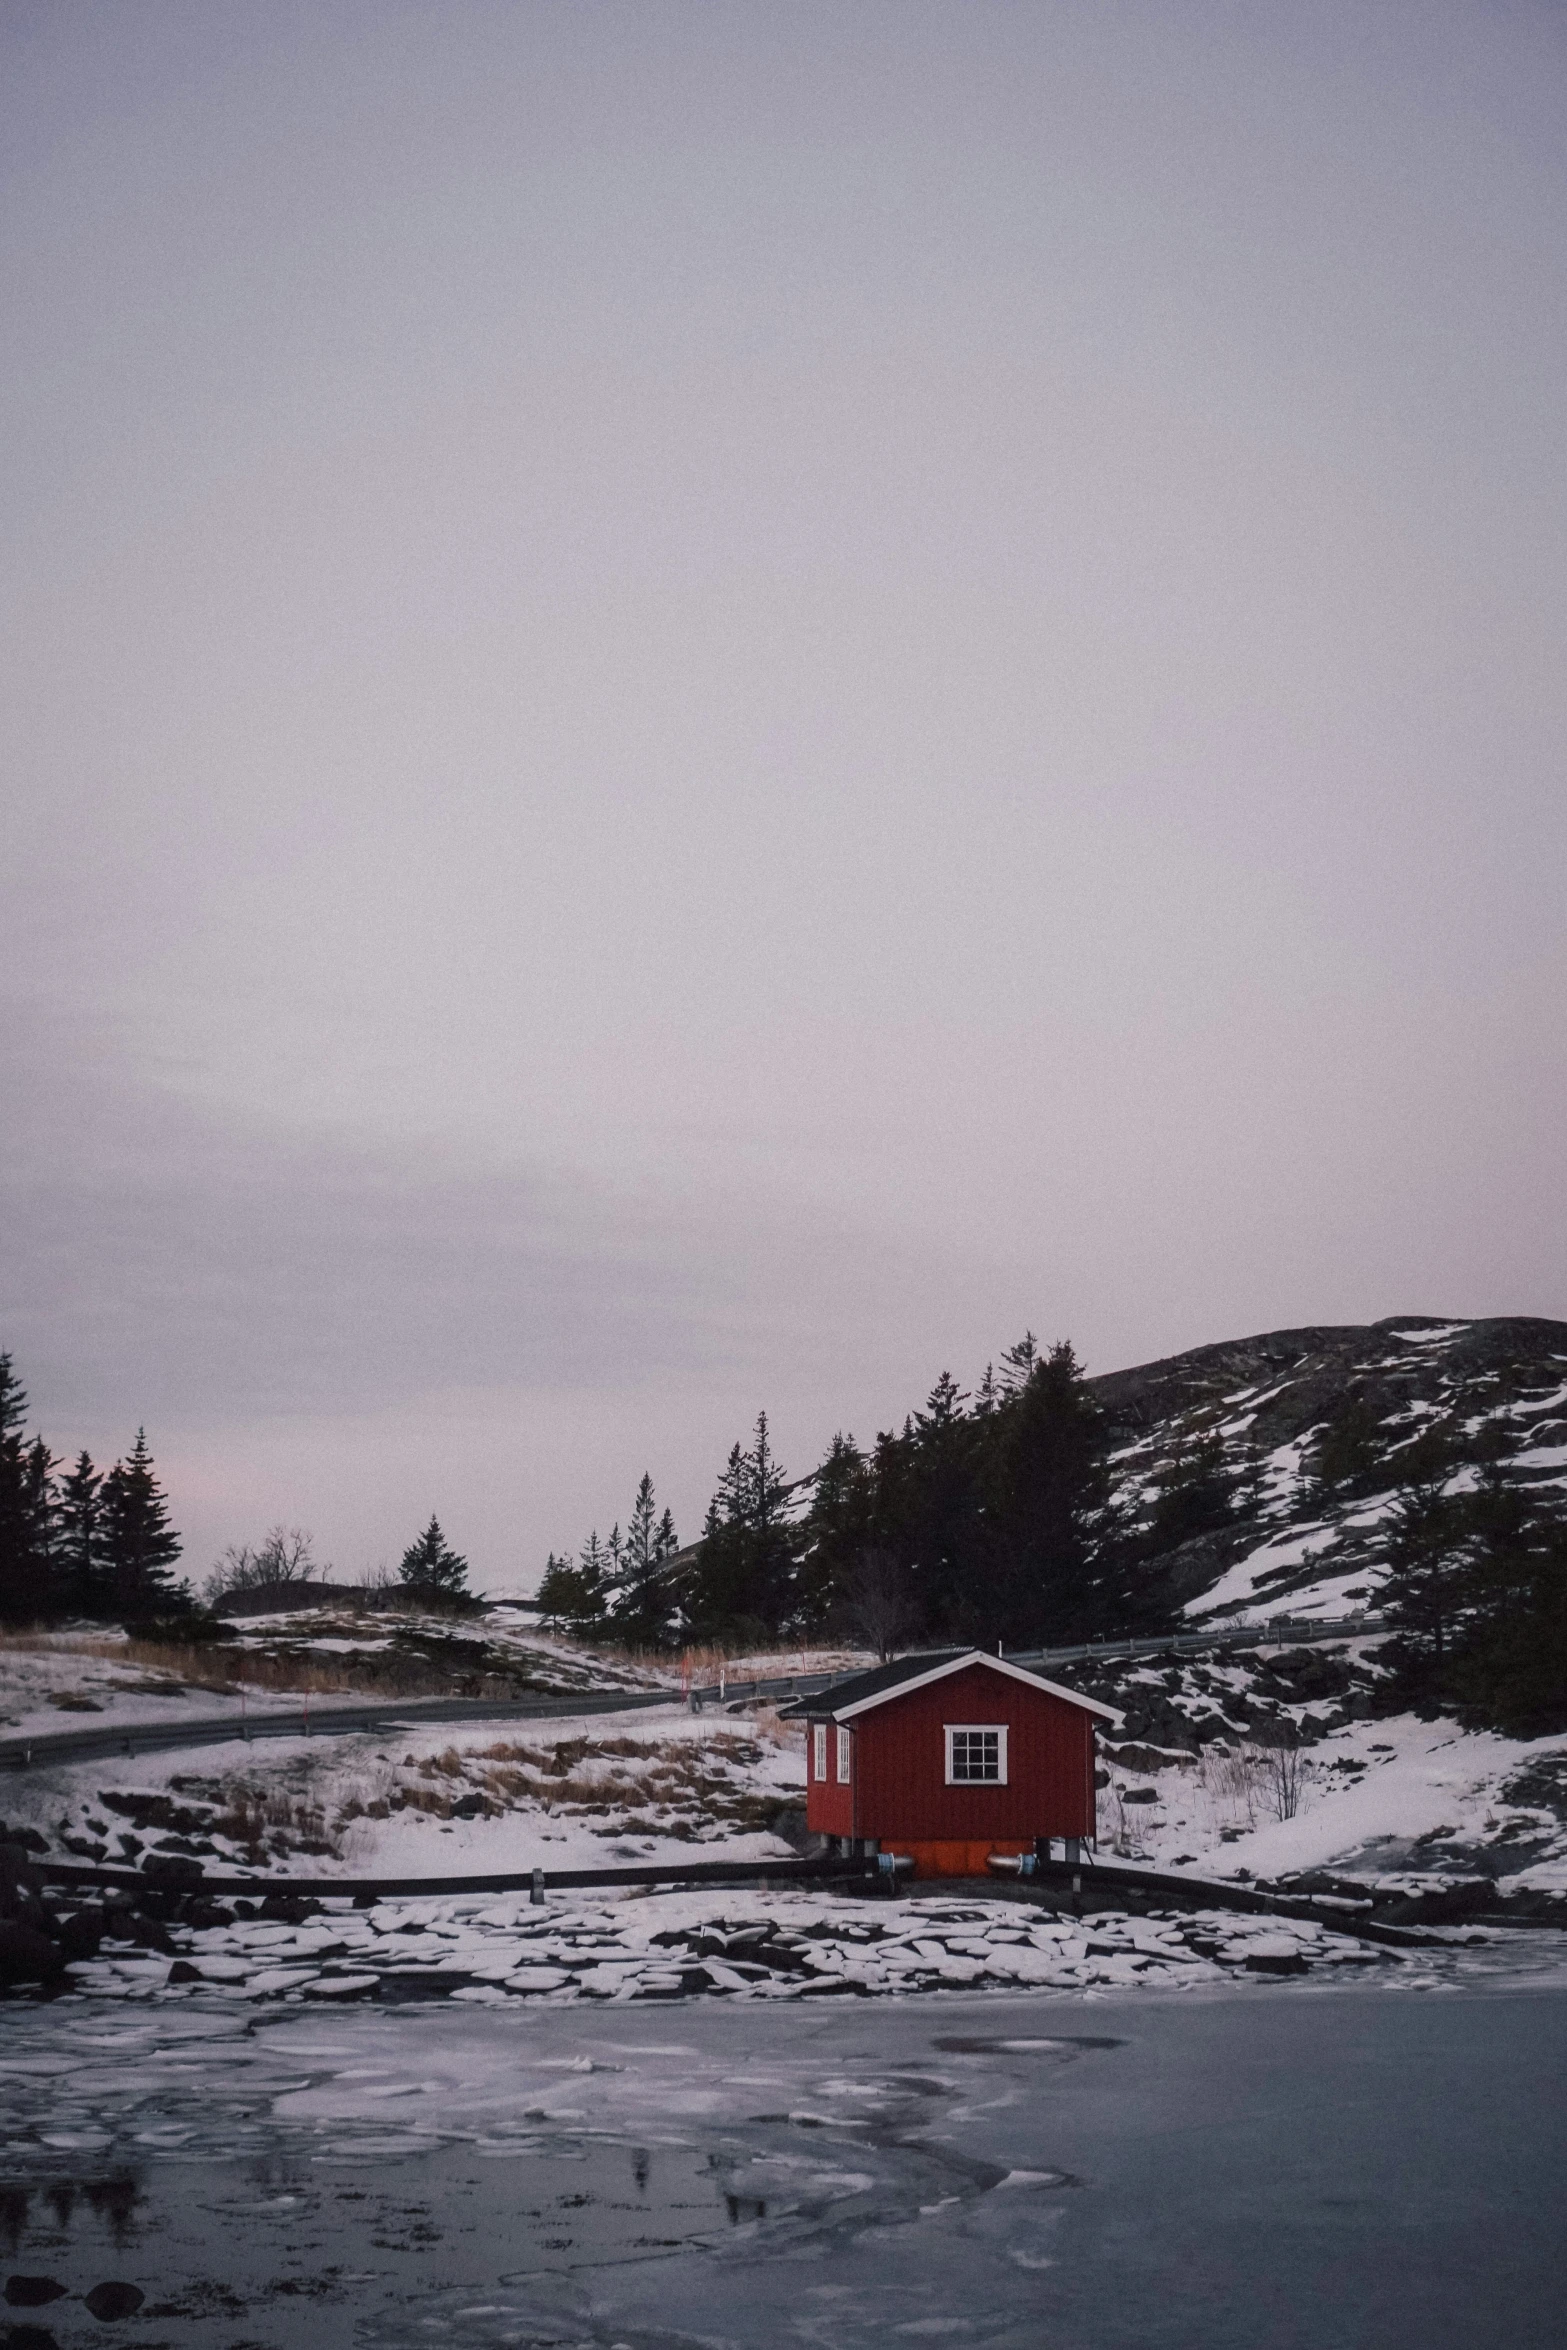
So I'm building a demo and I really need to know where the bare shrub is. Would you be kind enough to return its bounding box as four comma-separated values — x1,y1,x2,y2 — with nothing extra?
1256,1732,1308,1821
834,1548,917,1662
205,1527,324,1603
1199,1736,1312,1830
1204,1743,1262,1830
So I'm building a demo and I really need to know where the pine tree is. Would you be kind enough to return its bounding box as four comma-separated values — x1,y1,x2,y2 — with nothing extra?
613,1474,678,1649
0,1354,59,1622
1379,1477,1469,1706
745,1411,797,1629
1147,1428,1236,1550
101,1429,185,1620
686,1452,752,1640
983,1342,1108,1646
395,1514,470,1598
56,1452,106,1611
1450,1510,1567,1738
537,1546,607,1634
901,1372,980,1635
1309,1391,1385,1494
603,1523,625,1606
686,1414,799,1640
579,1530,611,1616
795,1433,873,1630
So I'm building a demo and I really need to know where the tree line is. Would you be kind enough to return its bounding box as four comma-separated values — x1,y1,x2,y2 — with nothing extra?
541,1343,1566,1736
538,1336,1138,1655
0,1353,185,1623
0,1349,473,1624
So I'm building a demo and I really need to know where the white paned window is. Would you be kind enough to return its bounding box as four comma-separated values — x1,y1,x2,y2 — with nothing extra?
836,1725,852,1783
945,1724,1008,1785
813,1723,827,1782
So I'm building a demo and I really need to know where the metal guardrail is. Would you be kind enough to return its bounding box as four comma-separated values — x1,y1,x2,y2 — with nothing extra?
3,1616,1386,1768
0,1684,679,1772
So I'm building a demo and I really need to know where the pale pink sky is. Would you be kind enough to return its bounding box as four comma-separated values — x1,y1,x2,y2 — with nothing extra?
4,3,1565,1591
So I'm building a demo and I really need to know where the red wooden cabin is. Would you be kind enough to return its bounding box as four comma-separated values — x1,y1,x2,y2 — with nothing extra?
790,1649,1119,1879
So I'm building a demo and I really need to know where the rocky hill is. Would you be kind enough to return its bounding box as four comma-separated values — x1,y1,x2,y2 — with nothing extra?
1090,1314,1567,1626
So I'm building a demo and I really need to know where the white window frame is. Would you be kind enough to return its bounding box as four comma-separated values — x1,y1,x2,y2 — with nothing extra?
836,1725,852,1783
944,1723,1008,1786
813,1723,827,1782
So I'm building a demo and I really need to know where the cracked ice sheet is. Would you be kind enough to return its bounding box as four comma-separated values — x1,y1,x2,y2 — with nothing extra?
0,1983,1565,2349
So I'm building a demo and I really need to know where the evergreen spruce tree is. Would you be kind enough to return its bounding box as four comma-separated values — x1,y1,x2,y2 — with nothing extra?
395,1514,470,1599
983,1342,1108,1646
0,1354,60,1623
536,1551,578,1628
687,1414,798,1641
613,1474,678,1649
537,1547,607,1634
570,1531,613,1630
902,1372,980,1634
56,1452,106,1612
1309,1391,1386,1494
101,1429,185,1620
603,1523,625,1609
686,1450,752,1640
1379,1477,1469,1707
998,1333,1041,1395
1147,1428,1236,1550
795,1433,873,1631
1450,1509,1567,1738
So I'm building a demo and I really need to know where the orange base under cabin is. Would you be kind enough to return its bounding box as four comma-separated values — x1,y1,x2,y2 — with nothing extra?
878,1838,1033,1882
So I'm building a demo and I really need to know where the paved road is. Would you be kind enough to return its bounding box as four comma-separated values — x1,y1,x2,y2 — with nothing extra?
3,1614,1384,1772
0,1683,679,1771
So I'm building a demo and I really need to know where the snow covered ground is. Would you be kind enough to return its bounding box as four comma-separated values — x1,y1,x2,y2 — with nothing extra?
1092,1663,1567,1899
1099,1318,1567,1628
61,1884,1510,2009
7,1702,800,1876
0,1630,387,1740
7,1609,1566,1924
0,1610,672,1744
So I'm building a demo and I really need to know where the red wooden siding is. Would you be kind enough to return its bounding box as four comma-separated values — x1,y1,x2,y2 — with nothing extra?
850,1663,1096,1842
805,1720,854,1838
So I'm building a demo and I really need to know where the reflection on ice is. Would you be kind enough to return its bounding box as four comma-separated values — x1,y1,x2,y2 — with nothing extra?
0,1977,1561,2348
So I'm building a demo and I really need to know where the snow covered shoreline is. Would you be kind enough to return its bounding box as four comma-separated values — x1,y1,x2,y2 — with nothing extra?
63,1882,1517,2010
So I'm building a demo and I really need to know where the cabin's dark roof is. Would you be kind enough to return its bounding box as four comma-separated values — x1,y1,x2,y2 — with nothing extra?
779,1651,968,1719
780,1646,1122,1727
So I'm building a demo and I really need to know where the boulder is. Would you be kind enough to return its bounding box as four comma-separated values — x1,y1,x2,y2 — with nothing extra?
141,1854,204,1892
4,2278,68,2306
0,1920,66,1985
84,2282,145,2320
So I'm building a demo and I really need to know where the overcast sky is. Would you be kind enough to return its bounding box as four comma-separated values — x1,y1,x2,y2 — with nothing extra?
5,1,1565,1594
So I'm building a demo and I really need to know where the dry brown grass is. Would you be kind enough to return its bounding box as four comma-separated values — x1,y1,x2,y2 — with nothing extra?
0,1627,524,1702
370,1729,787,1837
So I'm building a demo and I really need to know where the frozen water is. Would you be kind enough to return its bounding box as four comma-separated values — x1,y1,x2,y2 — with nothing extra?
0,1961,1564,2347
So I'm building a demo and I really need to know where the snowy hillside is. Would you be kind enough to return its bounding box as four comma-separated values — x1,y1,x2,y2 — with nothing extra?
1092,1314,1567,1625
